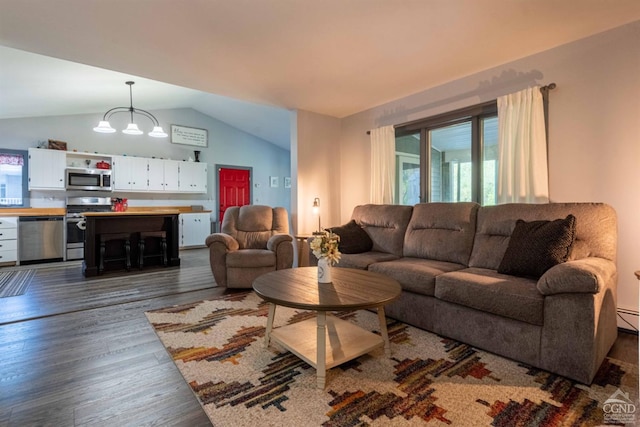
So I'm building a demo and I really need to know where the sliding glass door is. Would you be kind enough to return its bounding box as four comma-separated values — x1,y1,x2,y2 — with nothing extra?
429,121,472,202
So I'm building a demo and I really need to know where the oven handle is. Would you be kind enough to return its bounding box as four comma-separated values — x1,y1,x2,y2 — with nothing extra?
68,217,87,230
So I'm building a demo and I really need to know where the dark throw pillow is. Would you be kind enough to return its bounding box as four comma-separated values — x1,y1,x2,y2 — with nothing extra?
326,220,373,254
497,214,577,279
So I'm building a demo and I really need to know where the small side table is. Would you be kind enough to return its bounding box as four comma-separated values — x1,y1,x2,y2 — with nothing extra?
294,234,312,267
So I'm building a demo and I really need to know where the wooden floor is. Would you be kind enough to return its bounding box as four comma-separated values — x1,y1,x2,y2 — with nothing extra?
0,248,228,427
0,249,637,426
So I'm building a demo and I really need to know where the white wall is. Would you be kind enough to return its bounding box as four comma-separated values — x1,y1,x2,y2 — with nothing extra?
339,22,640,322
0,107,291,220
292,110,342,235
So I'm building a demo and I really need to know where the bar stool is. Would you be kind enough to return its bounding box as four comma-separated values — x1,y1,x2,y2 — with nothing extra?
99,233,131,274
138,231,167,269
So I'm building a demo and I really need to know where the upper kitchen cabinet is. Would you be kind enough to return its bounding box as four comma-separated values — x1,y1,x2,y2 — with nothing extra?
113,156,206,193
178,162,207,193
27,150,207,194
163,160,180,192
112,156,148,191
146,159,188,192
28,148,65,190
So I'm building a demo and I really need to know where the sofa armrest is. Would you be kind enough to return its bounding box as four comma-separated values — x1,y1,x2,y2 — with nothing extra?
205,233,239,251
537,257,616,295
205,233,240,287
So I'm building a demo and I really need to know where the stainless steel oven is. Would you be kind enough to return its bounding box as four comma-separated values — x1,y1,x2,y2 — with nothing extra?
66,197,112,260
66,216,85,260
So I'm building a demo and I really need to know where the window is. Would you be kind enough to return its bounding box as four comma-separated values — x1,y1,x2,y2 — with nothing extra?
395,102,498,205
0,149,29,208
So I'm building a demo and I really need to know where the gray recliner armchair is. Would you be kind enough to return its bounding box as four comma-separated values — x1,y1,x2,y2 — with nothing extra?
205,205,293,288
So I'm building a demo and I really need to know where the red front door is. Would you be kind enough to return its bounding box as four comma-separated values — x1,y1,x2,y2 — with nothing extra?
218,167,251,225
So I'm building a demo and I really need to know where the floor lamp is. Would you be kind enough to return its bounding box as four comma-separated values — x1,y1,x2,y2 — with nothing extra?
312,197,323,235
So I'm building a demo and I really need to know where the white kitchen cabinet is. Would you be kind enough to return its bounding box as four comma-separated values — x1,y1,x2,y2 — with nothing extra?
179,212,210,248
149,159,182,192
113,157,199,193
28,148,66,190
112,156,149,191
0,217,18,264
178,162,207,193
163,160,180,192
147,158,165,191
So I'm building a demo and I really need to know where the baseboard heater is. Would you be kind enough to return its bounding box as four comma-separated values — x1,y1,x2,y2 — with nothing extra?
617,308,639,334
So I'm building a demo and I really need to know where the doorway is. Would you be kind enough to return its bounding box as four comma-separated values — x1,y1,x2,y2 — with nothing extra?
217,166,252,228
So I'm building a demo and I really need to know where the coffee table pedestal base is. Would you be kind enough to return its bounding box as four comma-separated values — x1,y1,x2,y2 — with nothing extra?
266,307,389,389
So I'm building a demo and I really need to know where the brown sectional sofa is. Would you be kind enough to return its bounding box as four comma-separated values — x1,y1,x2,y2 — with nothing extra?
315,202,618,384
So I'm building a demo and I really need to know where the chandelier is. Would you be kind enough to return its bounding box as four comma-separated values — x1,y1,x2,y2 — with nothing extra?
93,81,168,138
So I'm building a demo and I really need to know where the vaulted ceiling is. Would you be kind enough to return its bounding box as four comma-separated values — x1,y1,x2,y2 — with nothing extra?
1,0,639,149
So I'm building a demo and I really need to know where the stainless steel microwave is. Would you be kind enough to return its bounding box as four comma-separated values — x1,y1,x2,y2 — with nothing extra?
65,168,112,191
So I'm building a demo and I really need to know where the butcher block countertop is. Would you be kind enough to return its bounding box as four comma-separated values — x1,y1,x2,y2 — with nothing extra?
82,209,181,217
82,207,211,216
0,206,209,217
0,208,66,217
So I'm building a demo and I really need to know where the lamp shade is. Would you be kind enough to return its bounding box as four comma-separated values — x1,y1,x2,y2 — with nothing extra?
312,197,322,233
93,121,116,133
148,126,168,138
122,123,143,135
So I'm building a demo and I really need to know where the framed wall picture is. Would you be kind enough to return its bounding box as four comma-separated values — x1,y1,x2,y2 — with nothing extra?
270,176,279,187
284,177,291,188
171,125,208,147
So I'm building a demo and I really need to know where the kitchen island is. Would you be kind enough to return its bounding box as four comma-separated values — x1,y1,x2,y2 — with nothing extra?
82,210,180,277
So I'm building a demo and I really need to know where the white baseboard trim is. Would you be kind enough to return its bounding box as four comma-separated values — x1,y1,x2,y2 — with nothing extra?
617,308,639,333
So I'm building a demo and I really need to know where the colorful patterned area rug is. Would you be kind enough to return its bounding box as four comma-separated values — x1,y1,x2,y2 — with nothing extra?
0,269,36,298
145,292,638,426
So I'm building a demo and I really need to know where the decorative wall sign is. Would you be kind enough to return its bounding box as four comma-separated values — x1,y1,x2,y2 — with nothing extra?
171,125,208,147
270,176,279,188
284,177,291,188
48,139,68,150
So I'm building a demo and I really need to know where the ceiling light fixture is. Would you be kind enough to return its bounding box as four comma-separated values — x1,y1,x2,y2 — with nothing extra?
93,81,168,138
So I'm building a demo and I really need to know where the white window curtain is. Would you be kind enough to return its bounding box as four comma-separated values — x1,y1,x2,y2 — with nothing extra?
370,125,396,204
497,86,549,204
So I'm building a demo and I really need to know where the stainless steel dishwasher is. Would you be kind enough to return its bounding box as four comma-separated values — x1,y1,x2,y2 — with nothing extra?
19,216,65,264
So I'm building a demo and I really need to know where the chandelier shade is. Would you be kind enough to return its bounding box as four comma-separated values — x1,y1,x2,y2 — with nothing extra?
93,121,116,133
123,123,143,135
93,81,168,138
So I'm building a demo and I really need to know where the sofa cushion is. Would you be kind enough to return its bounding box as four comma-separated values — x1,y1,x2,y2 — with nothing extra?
226,249,275,268
434,267,544,325
469,203,617,270
369,257,466,296
498,215,576,278
336,252,399,270
403,202,479,265
327,220,373,254
351,204,413,256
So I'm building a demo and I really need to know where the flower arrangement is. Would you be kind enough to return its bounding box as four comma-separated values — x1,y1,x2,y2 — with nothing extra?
310,231,341,265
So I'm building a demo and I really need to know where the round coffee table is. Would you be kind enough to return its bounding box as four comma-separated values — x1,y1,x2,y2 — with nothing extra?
253,267,401,389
